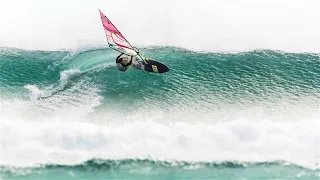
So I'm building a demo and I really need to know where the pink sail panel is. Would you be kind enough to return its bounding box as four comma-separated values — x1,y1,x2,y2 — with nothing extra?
99,10,136,54
99,10,123,38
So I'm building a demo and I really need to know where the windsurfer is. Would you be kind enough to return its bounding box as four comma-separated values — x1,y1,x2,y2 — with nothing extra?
116,53,146,71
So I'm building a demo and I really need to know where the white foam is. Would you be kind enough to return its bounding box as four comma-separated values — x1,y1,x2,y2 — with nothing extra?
1,109,319,169
59,69,82,85
23,69,82,101
7,80,320,169
24,85,44,101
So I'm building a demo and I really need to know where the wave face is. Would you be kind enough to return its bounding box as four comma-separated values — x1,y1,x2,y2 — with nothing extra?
0,47,320,179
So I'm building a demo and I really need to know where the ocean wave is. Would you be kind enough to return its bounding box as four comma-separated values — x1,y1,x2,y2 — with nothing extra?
0,47,319,170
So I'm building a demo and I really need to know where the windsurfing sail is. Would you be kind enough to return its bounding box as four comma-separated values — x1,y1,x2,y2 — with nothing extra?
99,9,138,56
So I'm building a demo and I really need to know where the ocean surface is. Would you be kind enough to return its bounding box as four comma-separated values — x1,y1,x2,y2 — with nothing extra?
0,47,320,179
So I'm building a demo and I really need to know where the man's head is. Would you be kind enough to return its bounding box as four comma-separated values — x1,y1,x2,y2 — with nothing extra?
116,56,132,71
119,57,131,66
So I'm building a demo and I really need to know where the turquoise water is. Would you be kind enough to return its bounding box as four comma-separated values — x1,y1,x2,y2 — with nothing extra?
0,47,319,179
1,160,320,179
